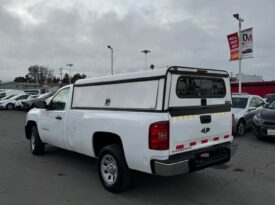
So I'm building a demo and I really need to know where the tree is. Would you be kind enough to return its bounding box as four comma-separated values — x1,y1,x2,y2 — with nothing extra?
71,73,87,84
14,76,27,83
28,65,54,85
62,73,70,85
52,76,61,84
25,74,35,83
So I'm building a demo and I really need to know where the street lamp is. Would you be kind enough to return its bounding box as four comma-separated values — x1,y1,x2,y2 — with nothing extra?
66,64,73,84
141,50,151,70
107,45,114,75
233,13,244,93
59,67,63,81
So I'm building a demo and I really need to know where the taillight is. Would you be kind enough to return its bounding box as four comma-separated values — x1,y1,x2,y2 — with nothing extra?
149,121,169,150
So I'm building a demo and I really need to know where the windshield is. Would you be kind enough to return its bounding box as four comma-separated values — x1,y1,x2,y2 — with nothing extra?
0,92,6,99
267,101,275,109
232,97,248,109
28,95,38,99
266,95,275,104
38,93,51,99
1,95,15,100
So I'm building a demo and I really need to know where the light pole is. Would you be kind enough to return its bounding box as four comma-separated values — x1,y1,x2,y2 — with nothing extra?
59,67,63,82
66,64,73,84
107,45,114,75
141,50,151,70
233,13,244,93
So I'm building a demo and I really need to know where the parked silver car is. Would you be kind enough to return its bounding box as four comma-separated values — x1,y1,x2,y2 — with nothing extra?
232,94,265,136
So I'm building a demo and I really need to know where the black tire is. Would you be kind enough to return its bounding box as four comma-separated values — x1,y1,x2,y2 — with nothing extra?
30,125,45,155
255,128,263,140
237,120,246,136
98,144,131,193
6,103,14,110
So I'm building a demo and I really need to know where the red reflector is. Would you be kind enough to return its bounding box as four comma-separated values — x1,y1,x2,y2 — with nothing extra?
213,137,219,141
149,121,169,150
224,134,230,139
201,139,208,144
176,144,184,150
190,141,196,146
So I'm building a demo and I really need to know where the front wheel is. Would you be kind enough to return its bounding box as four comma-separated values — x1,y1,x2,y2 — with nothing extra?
6,103,14,110
237,121,246,136
98,144,131,193
30,126,45,155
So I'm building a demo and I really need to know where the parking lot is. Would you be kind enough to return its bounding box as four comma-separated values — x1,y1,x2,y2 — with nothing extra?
0,111,275,205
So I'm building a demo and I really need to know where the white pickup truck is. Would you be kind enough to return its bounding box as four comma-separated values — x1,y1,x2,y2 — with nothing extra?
25,66,237,192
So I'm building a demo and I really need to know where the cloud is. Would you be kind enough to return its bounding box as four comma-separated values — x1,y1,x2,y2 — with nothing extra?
0,0,275,81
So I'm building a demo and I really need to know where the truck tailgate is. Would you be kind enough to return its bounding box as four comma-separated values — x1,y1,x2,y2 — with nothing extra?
167,71,233,155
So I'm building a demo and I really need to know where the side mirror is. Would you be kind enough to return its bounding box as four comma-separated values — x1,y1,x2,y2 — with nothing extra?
248,107,256,111
34,101,47,109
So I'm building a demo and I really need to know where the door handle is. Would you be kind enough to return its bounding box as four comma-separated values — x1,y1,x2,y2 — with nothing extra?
55,116,62,120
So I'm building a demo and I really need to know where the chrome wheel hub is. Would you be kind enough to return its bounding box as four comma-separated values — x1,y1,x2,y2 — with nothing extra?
100,154,118,185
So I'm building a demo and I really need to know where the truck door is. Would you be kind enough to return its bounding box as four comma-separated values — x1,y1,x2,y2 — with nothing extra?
39,87,70,149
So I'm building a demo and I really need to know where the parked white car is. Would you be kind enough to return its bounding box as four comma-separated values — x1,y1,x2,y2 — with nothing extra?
25,66,237,192
0,94,30,110
232,94,265,136
0,89,25,100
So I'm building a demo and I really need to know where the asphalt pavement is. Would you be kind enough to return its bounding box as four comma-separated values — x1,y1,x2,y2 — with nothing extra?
0,111,275,205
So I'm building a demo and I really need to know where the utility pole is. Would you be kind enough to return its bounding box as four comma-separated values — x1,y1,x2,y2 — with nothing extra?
107,45,114,75
233,13,244,93
66,64,73,84
59,67,63,82
141,50,151,70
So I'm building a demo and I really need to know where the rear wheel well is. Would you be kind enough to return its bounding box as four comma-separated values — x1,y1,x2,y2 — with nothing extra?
238,118,246,125
93,132,123,157
25,121,37,139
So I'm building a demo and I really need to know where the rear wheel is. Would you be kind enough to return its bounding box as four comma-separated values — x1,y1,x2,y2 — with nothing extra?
6,103,14,110
237,120,246,136
30,126,45,155
98,144,131,193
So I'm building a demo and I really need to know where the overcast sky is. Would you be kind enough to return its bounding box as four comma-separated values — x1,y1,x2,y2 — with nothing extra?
0,0,274,82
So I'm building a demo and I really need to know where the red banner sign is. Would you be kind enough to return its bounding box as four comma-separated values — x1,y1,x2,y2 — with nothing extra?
227,32,239,61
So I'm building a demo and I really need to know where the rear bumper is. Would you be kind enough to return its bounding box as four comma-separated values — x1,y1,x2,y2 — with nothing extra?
152,142,237,176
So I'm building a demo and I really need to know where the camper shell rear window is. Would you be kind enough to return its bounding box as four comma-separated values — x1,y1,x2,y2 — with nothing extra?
176,76,226,98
